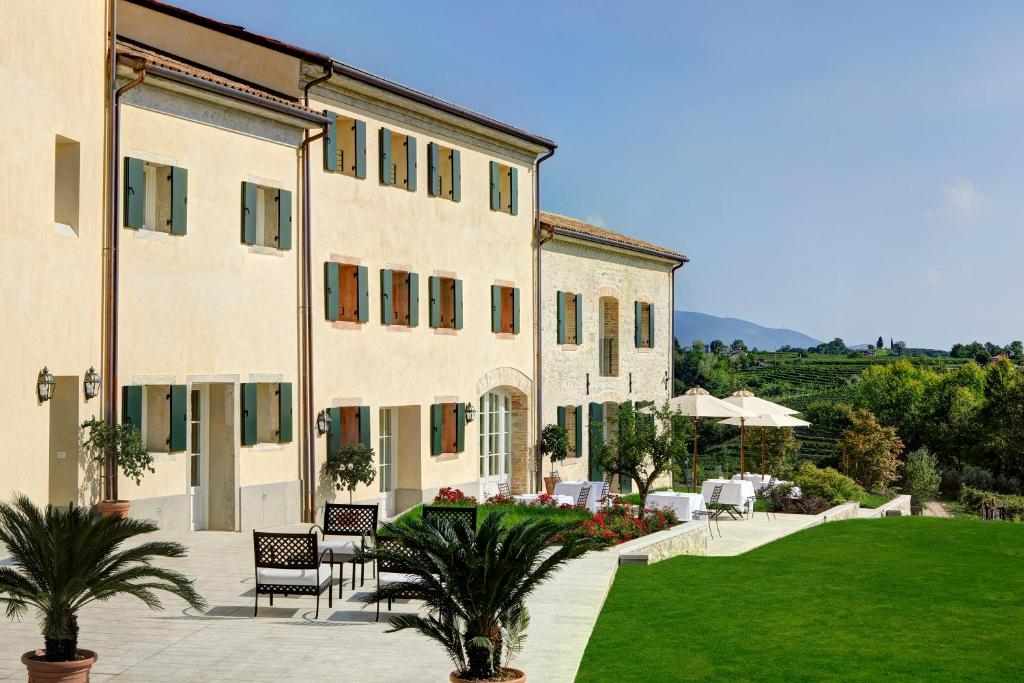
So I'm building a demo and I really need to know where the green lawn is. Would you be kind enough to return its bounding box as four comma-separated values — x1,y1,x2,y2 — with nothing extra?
577,518,1024,682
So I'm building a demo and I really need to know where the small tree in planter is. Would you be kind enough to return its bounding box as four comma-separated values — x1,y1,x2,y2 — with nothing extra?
598,402,690,506
322,443,376,503
80,417,154,517
540,423,569,492
0,495,205,682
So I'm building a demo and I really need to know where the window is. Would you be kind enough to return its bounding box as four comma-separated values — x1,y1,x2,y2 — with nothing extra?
380,128,416,191
491,285,521,334
241,182,291,249
54,136,80,235
326,405,369,456
557,404,583,459
489,161,518,215
557,291,582,345
124,157,188,235
381,269,419,326
635,302,654,348
239,382,292,447
325,263,369,323
323,111,366,178
431,401,466,455
599,297,619,377
190,389,202,487
121,384,187,453
427,142,461,201
478,392,510,478
429,276,463,330
378,408,395,494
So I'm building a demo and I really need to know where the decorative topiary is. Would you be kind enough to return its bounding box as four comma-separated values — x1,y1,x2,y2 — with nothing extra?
322,443,376,503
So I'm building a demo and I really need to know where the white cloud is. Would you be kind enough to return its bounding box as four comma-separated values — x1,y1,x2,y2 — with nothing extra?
584,213,608,228
941,179,988,222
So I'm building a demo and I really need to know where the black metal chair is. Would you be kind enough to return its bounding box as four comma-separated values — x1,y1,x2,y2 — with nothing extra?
691,484,727,538
497,481,511,498
983,502,1007,521
422,505,477,531
253,531,333,618
374,536,432,621
758,480,778,522
549,471,562,485
576,484,592,509
309,502,378,598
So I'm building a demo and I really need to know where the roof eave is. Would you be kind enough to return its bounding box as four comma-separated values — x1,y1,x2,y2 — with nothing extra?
546,226,689,264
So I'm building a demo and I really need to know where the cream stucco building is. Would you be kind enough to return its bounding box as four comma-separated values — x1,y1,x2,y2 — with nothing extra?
0,0,686,530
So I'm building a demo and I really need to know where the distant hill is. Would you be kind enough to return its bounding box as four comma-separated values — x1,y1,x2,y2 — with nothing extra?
674,311,822,351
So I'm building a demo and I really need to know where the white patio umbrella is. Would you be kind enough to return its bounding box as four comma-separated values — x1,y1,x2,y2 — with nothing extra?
719,412,811,477
722,390,800,475
669,387,757,491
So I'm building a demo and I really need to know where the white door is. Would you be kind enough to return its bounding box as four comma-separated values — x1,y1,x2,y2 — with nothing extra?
479,391,511,497
189,387,207,531
378,408,396,518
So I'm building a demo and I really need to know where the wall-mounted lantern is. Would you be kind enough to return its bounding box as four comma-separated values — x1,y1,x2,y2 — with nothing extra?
316,409,331,436
37,367,56,402
464,402,476,423
83,366,101,400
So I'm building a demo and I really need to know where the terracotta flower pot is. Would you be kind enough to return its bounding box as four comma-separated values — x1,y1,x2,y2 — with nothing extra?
543,477,555,495
21,649,96,683
450,668,525,683
97,500,131,518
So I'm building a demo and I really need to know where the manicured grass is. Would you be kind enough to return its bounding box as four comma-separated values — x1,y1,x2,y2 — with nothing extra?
390,503,590,532
855,491,893,509
577,518,1024,682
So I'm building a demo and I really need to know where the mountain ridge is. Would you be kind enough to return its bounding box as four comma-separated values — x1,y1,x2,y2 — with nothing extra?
674,311,822,351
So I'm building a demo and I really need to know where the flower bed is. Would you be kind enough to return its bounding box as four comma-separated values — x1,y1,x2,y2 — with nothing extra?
560,502,679,547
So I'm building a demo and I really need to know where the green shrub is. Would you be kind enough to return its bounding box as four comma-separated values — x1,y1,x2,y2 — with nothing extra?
792,461,864,503
958,486,1024,521
902,447,941,506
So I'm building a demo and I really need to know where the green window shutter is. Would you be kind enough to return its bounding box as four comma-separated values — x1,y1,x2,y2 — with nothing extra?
512,287,521,335
323,110,338,172
380,269,394,324
489,161,500,210
648,305,655,348
451,149,461,202
357,265,369,323
427,142,440,196
359,405,371,447
557,291,566,344
491,285,502,333
588,402,604,480
124,157,145,229
509,167,518,215
429,276,441,328
327,407,341,458
169,166,188,235
408,272,420,327
453,279,464,330
431,403,442,455
277,189,292,250
405,135,417,191
635,301,643,348
575,405,584,459
169,384,187,452
354,120,367,179
324,262,340,321
379,127,393,185
122,385,143,432
456,402,466,453
278,382,293,443
241,181,257,244
241,383,257,446
557,405,566,429
574,293,584,345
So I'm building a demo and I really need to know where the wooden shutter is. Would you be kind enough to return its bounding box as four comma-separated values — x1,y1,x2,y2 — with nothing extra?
241,181,257,244
453,279,463,330
429,276,441,328
489,161,500,210
327,406,341,458
635,301,643,348
405,135,417,191
357,265,369,323
512,287,521,334
557,291,566,344
408,272,420,327
455,403,466,453
588,402,604,480
427,142,440,196
509,167,518,215
379,127,393,185
574,293,584,345
359,405,371,447
491,285,502,333
557,405,566,429
124,157,145,229
380,269,394,324
354,120,367,179
277,189,292,250
323,110,338,172
324,262,340,321
122,385,143,431
278,382,293,443
169,166,188,235
241,383,257,446
451,149,461,202
169,384,187,452
575,405,584,459
648,304,655,348
431,403,443,455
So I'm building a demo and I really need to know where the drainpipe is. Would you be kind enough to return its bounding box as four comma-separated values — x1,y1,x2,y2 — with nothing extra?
299,63,333,523
668,259,685,488
533,148,555,493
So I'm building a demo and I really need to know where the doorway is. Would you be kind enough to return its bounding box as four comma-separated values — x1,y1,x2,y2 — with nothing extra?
479,390,512,496
378,408,397,518
48,376,79,507
189,386,208,531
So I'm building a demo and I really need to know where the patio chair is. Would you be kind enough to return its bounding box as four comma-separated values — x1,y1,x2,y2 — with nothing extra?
422,505,477,532
575,484,592,509
497,481,511,498
374,536,431,622
309,502,378,598
691,484,727,539
758,481,778,522
550,471,561,485
253,531,333,618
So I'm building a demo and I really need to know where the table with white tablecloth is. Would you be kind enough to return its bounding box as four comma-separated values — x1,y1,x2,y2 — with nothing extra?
554,481,603,512
730,473,802,498
644,492,706,521
701,478,757,515
513,493,574,507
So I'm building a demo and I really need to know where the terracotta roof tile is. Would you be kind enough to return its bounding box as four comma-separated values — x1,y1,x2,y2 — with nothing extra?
540,211,687,262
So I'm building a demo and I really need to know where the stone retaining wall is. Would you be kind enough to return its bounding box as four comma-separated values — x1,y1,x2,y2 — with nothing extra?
859,495,912,518
616,521,709,565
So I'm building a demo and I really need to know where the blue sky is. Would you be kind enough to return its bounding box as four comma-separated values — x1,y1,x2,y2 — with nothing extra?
174,0,1024,349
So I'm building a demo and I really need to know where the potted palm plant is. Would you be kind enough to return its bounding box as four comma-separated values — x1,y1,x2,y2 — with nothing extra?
0,495,206,682
363,510,590,682
80,417,154,517
321,442,376,503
